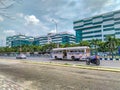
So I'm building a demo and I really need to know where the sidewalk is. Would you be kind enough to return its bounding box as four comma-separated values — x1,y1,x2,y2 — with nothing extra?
0,76,24,90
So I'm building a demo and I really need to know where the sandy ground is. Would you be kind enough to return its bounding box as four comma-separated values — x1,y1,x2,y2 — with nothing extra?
0,59,120,90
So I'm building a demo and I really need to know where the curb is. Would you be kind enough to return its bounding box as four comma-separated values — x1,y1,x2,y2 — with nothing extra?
21,60,120,72
0,59,120,72
100,58,120,61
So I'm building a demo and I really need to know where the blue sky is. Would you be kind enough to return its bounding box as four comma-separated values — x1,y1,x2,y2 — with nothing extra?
0,0,120,46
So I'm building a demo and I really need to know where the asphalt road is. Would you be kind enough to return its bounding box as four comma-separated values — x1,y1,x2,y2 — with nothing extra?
0,59,120,90
0,56,120,68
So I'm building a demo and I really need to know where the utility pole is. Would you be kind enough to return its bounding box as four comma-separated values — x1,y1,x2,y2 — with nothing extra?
52,19,57,33
51,19,59,48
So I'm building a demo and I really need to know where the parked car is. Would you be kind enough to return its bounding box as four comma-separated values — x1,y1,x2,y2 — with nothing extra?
16,54,26,59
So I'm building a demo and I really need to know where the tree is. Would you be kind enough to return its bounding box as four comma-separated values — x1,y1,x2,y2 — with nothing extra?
60,43,70,48
90,39,100,55
97,41,107,52
0,47,5,53
69,43,78,47
105,36,118,59
79,41,90,46
40,43,57,53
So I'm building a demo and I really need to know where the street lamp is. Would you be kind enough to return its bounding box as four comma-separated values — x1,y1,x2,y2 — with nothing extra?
52,19,57,33
51,19,60,48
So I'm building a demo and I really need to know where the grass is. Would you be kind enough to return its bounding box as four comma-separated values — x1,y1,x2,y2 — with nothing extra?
64,63,71,65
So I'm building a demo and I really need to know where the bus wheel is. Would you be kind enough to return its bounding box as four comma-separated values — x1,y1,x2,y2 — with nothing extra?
71,56,75,61
55,56,58,60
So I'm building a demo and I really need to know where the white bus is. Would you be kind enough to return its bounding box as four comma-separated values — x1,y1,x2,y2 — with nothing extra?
51,46,90,60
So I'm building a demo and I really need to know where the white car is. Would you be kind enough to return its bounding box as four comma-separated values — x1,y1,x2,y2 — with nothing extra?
16,54,26,59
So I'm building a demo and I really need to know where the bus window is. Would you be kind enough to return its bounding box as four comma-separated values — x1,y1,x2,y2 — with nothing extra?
76,50,79,54
59,51,62,53
81,50,84,52
55,51,58,54
69,51,73,54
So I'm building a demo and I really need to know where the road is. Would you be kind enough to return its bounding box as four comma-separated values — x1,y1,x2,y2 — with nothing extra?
0,56,120,68
0,59,120,90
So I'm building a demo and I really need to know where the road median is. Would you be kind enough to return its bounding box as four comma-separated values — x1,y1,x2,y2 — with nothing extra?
0,59,120,72
21,60,120,72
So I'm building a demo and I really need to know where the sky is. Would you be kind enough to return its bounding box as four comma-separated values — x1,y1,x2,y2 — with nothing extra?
0,0,120,46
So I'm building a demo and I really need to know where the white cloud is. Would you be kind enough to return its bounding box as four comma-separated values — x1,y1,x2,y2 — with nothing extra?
24,15,40,25
3,30,16,35
50,29,56,33
69,29,75,35
16,13,24,18
0,16,4,22
24,32,30,36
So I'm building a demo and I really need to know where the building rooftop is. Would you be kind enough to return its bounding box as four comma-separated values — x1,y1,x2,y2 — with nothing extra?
37,32,74,38
74,9,120,23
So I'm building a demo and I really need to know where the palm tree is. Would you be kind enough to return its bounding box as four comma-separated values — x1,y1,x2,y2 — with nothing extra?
79,41,90,46
60,43,70,48
98,41,107,52
90,39,100,55
105,36,118,59
0,47,5,53
70,43,78,47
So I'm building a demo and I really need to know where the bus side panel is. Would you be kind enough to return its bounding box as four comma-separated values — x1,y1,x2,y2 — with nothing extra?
58,54,63,59
67,52,80,60
52,53,63,59
67,52,72,59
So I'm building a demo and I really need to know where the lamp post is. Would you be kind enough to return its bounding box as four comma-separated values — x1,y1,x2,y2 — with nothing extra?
51,19,60,47
52,19,57,33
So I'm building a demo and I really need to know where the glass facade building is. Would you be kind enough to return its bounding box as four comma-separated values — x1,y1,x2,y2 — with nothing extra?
74,10,120,43
6,35,34,47
34,32,76,45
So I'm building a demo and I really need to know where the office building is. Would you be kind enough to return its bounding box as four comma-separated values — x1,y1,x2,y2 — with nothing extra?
34,32,76,45
74,10,120,43
6,34,34,47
